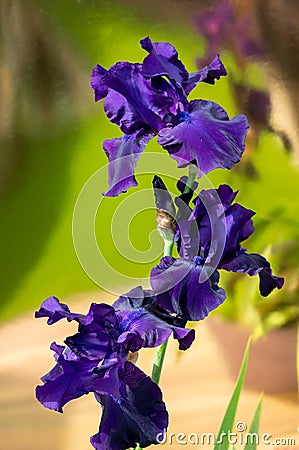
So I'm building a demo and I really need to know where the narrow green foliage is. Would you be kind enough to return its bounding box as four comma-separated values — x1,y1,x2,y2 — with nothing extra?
214,337,252,450
244,395,263,450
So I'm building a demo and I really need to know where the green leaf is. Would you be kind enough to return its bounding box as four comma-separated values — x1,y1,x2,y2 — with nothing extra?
214,337,251,450
244,395,263,450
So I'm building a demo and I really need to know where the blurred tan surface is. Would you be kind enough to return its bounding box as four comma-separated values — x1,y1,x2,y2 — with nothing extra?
0,291,298,450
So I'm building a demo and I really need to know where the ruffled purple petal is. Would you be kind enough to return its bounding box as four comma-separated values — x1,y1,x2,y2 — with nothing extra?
35,297,119,334
113,285,152,310
103,130,154,197
117,308,194,351
64,332,111,361
191,186,255,262
140,36,188,85
114,287,194,351
223,203,255,258
220,252,284,296
93,61,164,133
91,362,168,450
90,64,109,102
259,267,285,296
183,54,227,95
76,303,119,334
151,257,226,321
158,99,249,175
216,184,239,207
35,296,84,324
179,187,228,263
36,338,123,413
36,346,106,412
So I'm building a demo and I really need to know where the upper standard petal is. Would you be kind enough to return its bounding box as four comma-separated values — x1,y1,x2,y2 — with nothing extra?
140,36,188,85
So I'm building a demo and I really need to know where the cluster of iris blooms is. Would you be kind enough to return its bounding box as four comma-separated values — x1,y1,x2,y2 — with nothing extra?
35,37,283,450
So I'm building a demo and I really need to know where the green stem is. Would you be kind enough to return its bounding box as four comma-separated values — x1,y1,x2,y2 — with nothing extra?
163,239,174,257
151,340,168,384
135,166,197,450
183,164,197,194
151,229,173,387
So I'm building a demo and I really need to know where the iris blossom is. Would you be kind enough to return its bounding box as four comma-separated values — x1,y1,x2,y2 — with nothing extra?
91,37,249,196
151,178,284,321
35,290,194,450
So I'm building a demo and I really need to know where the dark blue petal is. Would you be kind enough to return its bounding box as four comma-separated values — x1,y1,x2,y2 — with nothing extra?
117,329,144,353
35,298,118,334
36,350,101,413
117,308,194,351
103,131,154,197
183,54,227,95
76,303,119,334
65,332,111,360
35,296,84,324
223,203,255,259
151,257,226,321
36,342,122,413
114,287,194,351
185,187,228,262
91,362,168,450
220,252,284,296
191,186,255,262
158,100,249,175
90,64,109,101
216,184,239,207
140,36,188,85
113,286,151,310
94,61,163,133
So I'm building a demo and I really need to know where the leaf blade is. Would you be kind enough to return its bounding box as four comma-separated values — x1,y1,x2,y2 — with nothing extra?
214,337,252,450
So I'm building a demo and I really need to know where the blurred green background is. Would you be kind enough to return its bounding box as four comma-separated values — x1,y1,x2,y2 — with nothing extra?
1,0,299,332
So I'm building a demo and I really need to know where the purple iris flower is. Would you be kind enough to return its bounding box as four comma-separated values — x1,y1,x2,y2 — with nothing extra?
35,289,194,450
91,36,248,196
151,178,284,321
